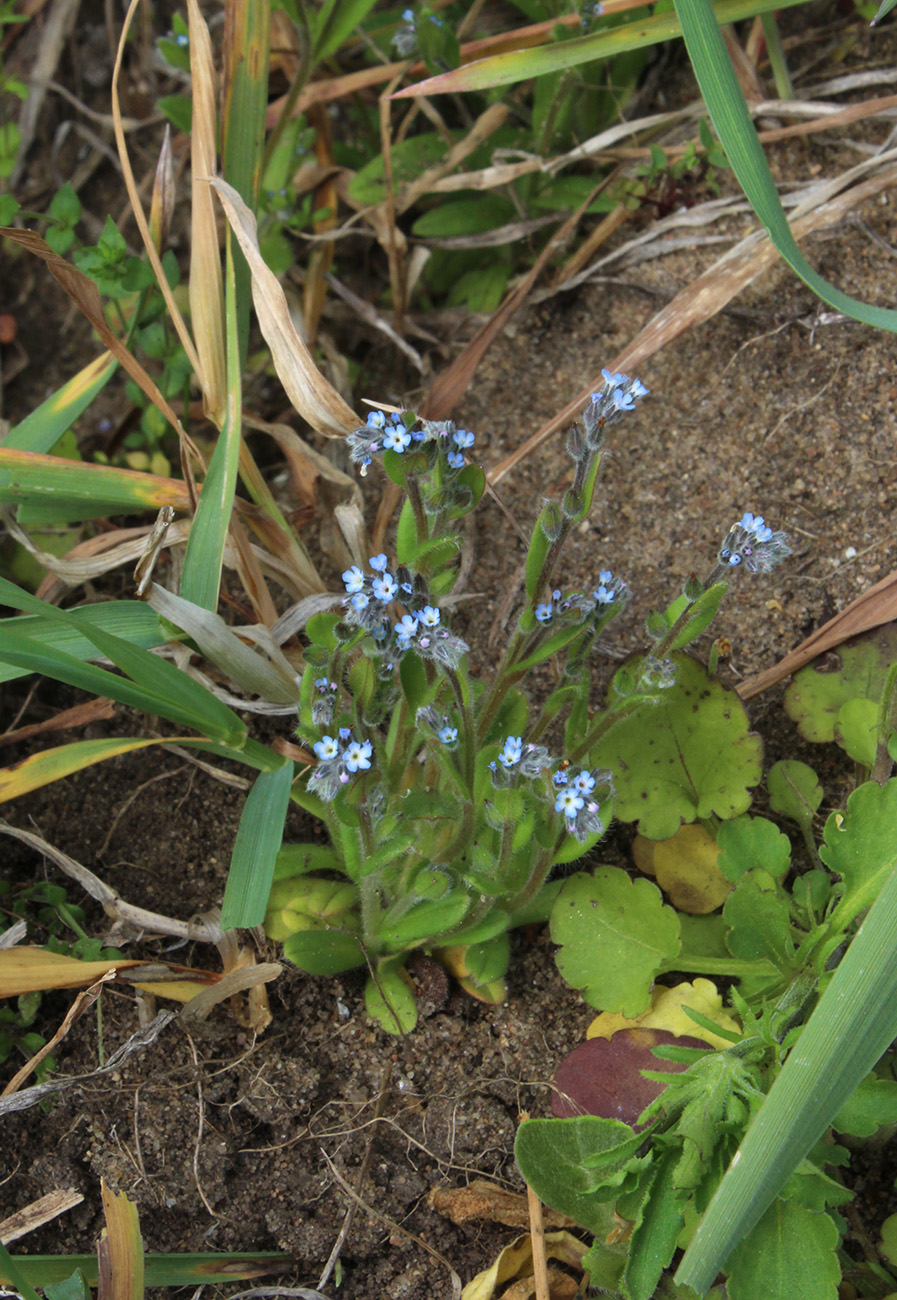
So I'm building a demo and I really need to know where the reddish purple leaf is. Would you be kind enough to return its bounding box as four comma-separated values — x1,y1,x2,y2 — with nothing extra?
552,1029,707,1129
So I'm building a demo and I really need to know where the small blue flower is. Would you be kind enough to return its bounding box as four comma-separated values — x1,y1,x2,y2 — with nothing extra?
447,451,464,469
314,677,330,691
338,727,352,740
740,512,773,542
612,388,635,412
535,603,553,622
601,368,626,387
552,589,562,601
396,635,414,653
453,429,475,449
438,725,458,744
351,591,369,611
498,736,523,768
343,739,372,772
400,581,413,595
384,425,412,453
342,565,365,594
630,378,650,398
555,788,585,818
402,7,414,19
366,411,386,429
598,570,613,585
397,613,418,640
372,572,398,602
553,770,569,786
313,735,339,761
369,553,389,571
418,605,441,627
573,770,596,794
593,584,615,605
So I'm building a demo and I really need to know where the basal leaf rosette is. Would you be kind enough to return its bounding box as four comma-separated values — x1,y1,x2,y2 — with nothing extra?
591,653,762,840
551,867,680,1015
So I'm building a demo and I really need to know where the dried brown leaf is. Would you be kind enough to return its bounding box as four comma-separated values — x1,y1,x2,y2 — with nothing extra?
429,1179,576,1230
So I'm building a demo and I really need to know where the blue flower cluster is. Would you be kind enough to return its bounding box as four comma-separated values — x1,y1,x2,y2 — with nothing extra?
346,411,476,476
341,556,469,668
489,735,553,782
552,765,613,842
718,512,792,574
308,730,373,800
534,571,628,624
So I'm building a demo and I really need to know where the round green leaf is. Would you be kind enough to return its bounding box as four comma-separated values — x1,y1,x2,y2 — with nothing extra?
783,626,897,744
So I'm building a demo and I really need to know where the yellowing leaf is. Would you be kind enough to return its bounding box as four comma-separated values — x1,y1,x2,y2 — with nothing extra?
653,823,732,914
0,948,221,1003
587,978,740,1049
461,1230,588,1300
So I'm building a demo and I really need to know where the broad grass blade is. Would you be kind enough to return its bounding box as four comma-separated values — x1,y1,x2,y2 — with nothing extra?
0,448,193,525
392,0,807,96
220,761,294,929
181,235,242,610
676,783,897,1294
673,0,897,330
211,178,360,437
0,1253,293,1288
2,354,117,453
0,602,168,685
0,578,246,746
0,738,162,803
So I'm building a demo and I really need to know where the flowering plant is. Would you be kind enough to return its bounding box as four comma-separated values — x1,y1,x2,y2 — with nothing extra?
264,372,791,1032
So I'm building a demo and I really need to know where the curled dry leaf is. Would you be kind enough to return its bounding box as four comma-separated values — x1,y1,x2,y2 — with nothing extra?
210,178,360,438
429,1178,576,1230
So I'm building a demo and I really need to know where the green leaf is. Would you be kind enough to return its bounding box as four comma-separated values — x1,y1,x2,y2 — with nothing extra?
821,778,897,931
515,1115,645,1234
624,1150,688,1300
551,867,681,1015
673,0,897,332
349,132,464,205
283,928,365,975
379,891,471,949
592,654,762,840
399,649,429,713
723,870,795,967
463,933,510,985
766,760,823,831
832,1074,897,1138
411,194,516,238
220,761,294,929
717,816,791,883
835,696,879,766
311,0,379,62
365,963,418,1034
783,626,897,743
671,581,728,650
158,94,193,133
0,601,168,685
348,655,376,713
724,1199,840,1300
45,1271,91,1300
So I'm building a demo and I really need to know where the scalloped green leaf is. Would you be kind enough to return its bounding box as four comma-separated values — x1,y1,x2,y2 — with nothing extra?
550,867,681,1015
717,816,792,884
783,626,897,744
835,697,878,767
723,870,795,967
820,778,897,930
593,654,762,840
725,1197,839,1300
767,760,823,831
833,1074,897,1138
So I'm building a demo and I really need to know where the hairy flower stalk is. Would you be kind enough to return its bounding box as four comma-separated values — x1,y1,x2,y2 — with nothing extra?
266,381,792,1035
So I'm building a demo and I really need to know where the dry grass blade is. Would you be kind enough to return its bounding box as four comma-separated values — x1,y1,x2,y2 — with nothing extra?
0,698,116,748
489,155,897,484
738,570,897,700
187,0,227,426
98,1181,144,1300
211,178,360,437
0,1189,84,1246
1,973,113,1098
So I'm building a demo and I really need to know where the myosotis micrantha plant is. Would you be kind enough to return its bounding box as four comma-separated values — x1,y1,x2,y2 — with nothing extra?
264,370,792,1033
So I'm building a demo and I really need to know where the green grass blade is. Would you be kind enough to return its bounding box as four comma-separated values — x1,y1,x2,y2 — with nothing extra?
676,804,897,1291
0,1243,42,1300
0,1253,292,1288
220,759,294,928
2,353,117,453
180,231,242,610
673,0,897,331
221,0,270,369
0,580,246,745
0,448,191,525
0,602,170,684
312,0,380,62
393,0,808,96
